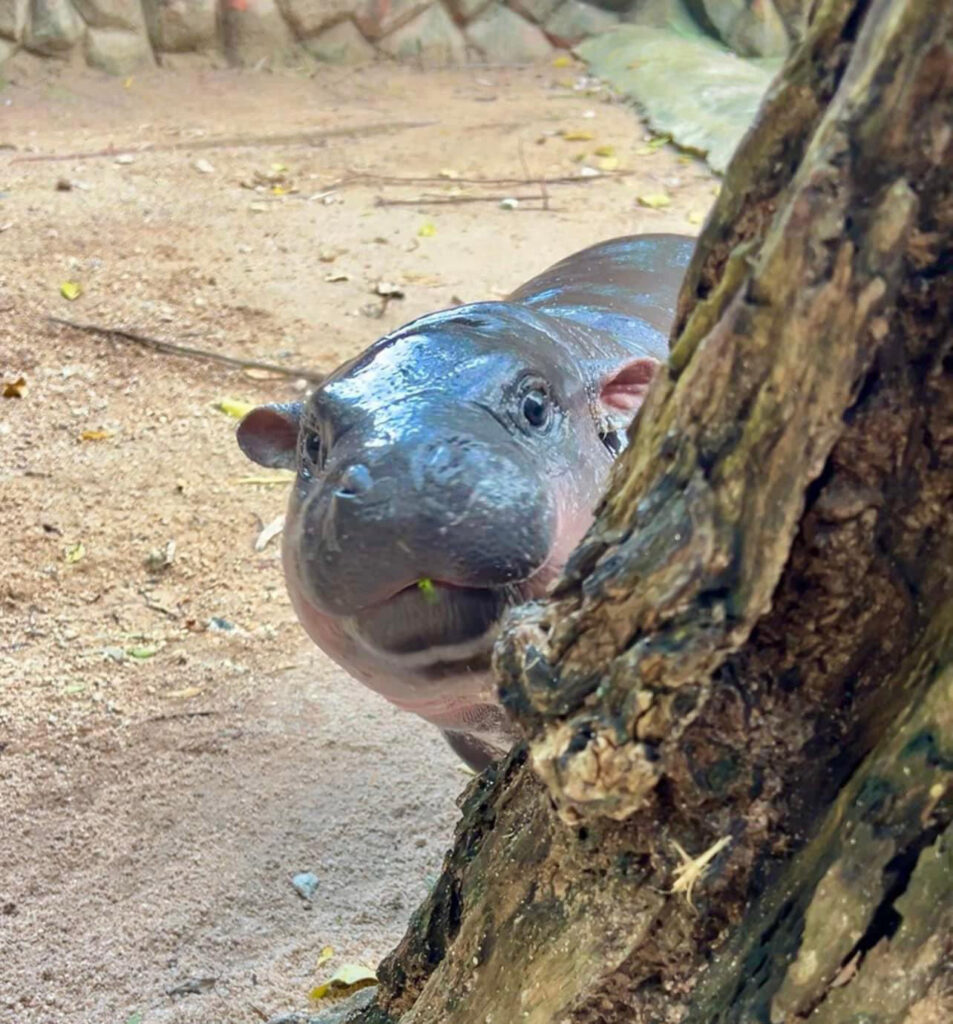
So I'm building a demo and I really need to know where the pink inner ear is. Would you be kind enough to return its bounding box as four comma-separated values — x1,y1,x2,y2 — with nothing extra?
237,403,301,470
600,358,659,412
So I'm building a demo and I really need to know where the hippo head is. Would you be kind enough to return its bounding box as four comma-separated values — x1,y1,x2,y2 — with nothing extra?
237,302,658,741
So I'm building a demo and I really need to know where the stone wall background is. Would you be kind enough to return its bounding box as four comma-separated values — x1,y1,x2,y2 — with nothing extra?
0,0,803,78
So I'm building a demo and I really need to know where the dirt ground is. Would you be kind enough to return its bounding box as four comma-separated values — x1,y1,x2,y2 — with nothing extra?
0,53,717,1024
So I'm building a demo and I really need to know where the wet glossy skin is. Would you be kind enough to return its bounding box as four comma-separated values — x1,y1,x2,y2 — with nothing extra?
238,234,694,769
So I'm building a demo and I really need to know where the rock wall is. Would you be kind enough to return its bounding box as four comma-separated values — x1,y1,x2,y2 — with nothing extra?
0,0,801,77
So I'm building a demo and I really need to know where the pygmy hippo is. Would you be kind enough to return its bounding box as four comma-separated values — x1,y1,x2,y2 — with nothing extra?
238,234,694,770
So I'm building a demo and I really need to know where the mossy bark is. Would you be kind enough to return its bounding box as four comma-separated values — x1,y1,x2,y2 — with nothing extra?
320,1,953,1022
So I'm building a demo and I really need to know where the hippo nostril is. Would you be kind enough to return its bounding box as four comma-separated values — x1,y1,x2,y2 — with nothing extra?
335,463,373,497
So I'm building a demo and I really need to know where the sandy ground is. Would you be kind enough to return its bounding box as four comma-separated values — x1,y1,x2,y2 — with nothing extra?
0,54,717,1024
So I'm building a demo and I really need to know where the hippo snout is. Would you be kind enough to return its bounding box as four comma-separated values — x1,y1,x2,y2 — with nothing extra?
292,426,556,619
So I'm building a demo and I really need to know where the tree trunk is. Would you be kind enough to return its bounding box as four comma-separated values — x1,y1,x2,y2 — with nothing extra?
317,1,953,1021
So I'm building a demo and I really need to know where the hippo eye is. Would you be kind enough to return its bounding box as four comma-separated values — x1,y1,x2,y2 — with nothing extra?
520,388,552,430
600,429,625,457
300,432,323,475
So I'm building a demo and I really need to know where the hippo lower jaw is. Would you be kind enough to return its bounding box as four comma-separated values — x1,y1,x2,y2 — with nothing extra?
347,581,516,664
285,545,522,701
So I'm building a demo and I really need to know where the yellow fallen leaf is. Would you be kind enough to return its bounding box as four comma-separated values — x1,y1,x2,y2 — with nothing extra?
243,367,284,380
3,376,26,398
401,272,443,286
271,163,288,173
60,281,82,301
161,686,203,699
598,156,620,172
309,963,377,1002
215,398,256,419
637,193,672,209
65,542,86,563
417,221,436,238
636,134,672,155
593,145,615,157
418,577,438,604
552,54,573,68
687,211,704,225
316,946,334,969
560,130,594,142
126,645,158,660
80,428,113,441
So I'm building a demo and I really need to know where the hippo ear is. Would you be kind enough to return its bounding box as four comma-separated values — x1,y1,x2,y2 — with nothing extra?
236,402,302,470
596,356,660,414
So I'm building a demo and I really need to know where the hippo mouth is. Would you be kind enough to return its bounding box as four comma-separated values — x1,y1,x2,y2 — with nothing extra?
350,582,515,662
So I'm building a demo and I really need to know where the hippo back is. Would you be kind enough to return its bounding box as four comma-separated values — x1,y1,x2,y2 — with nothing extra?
507,234,694,361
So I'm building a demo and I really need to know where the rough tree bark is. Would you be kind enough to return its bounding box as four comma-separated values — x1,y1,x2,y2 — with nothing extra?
311,1,953,1021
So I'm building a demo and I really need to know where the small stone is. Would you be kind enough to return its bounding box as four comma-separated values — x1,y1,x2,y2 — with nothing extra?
499,197,519,209
291,871,319,900
507,0,561,26
303,18,376,64
194,157,215,173
466,5,551,64
544,0,618,46
145,0,218,53
85,27,154,74
222,0,301,67
145,539,176,572
114,153,134,164
0,0,28,41
24,0,83,55
374,280,404,297
378,3,466,66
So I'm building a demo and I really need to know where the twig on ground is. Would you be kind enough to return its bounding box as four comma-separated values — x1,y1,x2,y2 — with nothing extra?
146,710,221,724
48,316,324,383
10,121,437,163
322,169,634,190
373,193,552,208
518,139,549,211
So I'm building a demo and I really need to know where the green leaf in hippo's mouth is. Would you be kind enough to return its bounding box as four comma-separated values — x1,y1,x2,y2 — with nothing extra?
417,577,438,604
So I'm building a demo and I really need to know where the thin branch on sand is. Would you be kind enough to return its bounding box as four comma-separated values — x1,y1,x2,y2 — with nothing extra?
48,316,324,383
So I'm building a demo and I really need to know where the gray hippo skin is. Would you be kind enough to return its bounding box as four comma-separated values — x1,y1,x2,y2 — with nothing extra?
238,234,694,770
